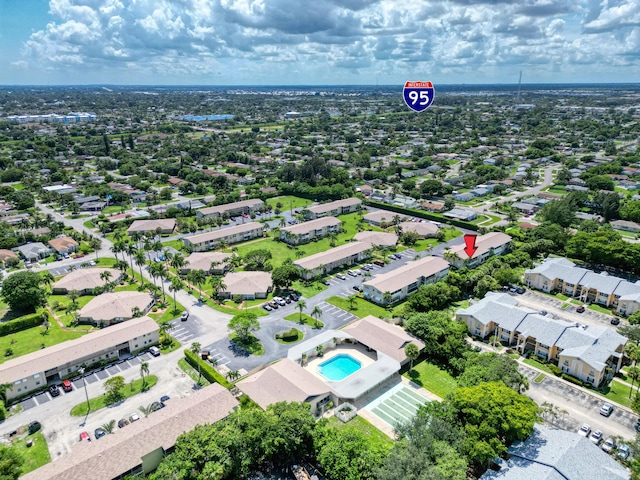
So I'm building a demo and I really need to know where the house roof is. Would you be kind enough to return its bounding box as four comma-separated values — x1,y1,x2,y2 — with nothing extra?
48,236,79,252
293,242,371,271
353,231,398,247
306,197,361,215
127,219,176,233
183,222,263,245
480,424,630,480
457,292,533,332
448,232,512,260
21,384,239,480
78,291,154,321
0,316,158,383
53,268,121,292
363,256,449,295
184,252,231,271
363,211,402,223
398,221,439,237
342,315,425,363
281,216,341,236
0,249,18,261
222,271,272,296
196,198,264,216
15,242,49,257
238,358,330,410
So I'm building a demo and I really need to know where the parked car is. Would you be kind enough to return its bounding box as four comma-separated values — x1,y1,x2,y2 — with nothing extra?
160,395,170,403
602,437,616,453
611,317,621,326
576,305,585,313
388,254,397,260
515,287,525,294
635,418,640,432
600,402,614,417
353,285,362,292
577,424,591,437
539,310,548,316
275,297,286,306
79,431,91,442
180,311,189,321
129,412,140,422
289,293,300,301
336,273,347,280
361,265,370,271
150,401,165,412
263,304,272,311
49,384,60,397
94,428,107,439
589,429,603,445
73,254,85,259
618,444,630,460
89,260,96,266
268,301,279,309
28,421,41,434
117,418,130,428
149,346,161,357
347,270,358,277
321,279,330,286
61,379,73,392
373,260,385,267
365,263,374,270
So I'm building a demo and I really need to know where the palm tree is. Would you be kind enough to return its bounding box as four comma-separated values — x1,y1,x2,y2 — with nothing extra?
628,366,640,398
155,264,168,301
100,270,112,286
169,277,183,312
159,322,172,341
404,343,420,373
347,294,357,310
126,243,137,274
139,404,152,418
209,275,227,302
311,305,323,328
130,231,142,250
191,342,202,385
296,299,307,323
226,370,240,382
0,383,13,407
90,237,102,259
131,306,143,318
134,251,146,285
68,289,80,309
41,271,54,291
101,419,116,434
170,252,187,274
140,361,149,390
383,291,393,306
188,270,206,300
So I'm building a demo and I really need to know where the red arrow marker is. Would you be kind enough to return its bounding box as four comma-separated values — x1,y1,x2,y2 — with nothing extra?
463,234,478,258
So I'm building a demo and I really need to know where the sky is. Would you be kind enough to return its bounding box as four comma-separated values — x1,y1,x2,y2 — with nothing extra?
0,0,639,86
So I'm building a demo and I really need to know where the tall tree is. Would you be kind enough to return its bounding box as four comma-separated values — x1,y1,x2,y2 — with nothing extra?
296,299,307,323
404,343,420,374
1,271,47,312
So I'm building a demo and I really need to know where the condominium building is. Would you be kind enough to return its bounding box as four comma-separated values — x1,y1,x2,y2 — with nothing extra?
182,222,264,252
446,232,512,269
304,198,362,220
280,217,341,245
293,242,371,280
195,199,264,220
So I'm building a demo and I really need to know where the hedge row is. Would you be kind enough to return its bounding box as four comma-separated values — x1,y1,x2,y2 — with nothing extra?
184,349,233,389
363,199,479,231
0,312,46,337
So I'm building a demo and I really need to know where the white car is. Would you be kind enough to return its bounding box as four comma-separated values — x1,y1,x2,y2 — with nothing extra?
129,412,140,422
336,273,347,280
589,429,603,445
602,437,616,453
600,402,614,417
347,270,358,277
577,424,591,437
618,444,630,460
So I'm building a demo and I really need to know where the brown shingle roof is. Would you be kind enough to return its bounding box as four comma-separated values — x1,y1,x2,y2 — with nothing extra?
222,271,272,296
280,216,341,235
184,252,231,271
197,199,264,216
306,197,361,215
293,242,370,271
78,291,153,321
48,236,79,252
183,222,263,245
53,268,121,292
0,249,17,261
353,231,398,247
127,219,176,233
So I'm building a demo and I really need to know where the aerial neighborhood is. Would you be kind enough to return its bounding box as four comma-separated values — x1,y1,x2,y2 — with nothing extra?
1,84,640,480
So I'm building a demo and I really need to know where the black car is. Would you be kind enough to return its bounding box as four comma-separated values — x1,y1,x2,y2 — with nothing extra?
635,418,640,432
94,428,107,439
150,401,165,412
321,279,330,286
160,395,170,403
28,421,41,434
353,285,362,292
611,317,621,326
49,384,60,397
515,287,526,294
117,419,129,428
290,293,300,301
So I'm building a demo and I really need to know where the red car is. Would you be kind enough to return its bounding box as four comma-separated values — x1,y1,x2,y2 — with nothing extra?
61,379,72,392
73,254,85,259
79,431,91,442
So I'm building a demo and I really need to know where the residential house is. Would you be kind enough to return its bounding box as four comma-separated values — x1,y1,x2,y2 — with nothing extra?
293,242,372,280
15,242,50,262
363,256,449,305
353,231,398,248
219,271,272,300
182,252,231,275
480,425,629,480
611,219,640,233
77,291,155,326
524,257,640,316
52,268,122,295
48,236,79,256
195,199,264,220
0,249,18,266
304,198,362,219
446,232,512,269
21,384,238,480
420,201,445,212
398,221,439,238
457,293,627,386
443,208,478,221
0,316,159,402
363,211,403,226
453,192,474,202
279,217,341,245
182,222,264,252
127,219,177,235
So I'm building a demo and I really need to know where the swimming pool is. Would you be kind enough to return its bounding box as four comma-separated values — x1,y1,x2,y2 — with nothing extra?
318,354,362,381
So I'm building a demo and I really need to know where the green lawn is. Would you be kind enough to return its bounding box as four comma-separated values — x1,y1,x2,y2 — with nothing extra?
177,358,211,387
588,304,615,315
326,415,394,447
404,360,457,399
266,195,313,212
161,239,186,251
534,373,546,384
325,295,402,319
522,357,554,374
284,312,324,328
14,432,51,475
598,380,633,408
70,375,158,416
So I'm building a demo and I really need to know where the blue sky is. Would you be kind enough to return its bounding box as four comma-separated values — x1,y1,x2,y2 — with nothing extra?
1,0,639,85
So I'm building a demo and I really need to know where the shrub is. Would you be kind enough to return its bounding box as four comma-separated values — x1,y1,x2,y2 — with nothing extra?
548,364,562,376
184,349,232,389
280,328,299,342
0,312,45,336
561,373,584,386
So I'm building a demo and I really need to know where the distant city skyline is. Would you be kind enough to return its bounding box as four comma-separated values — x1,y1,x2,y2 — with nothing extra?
1,0,639,86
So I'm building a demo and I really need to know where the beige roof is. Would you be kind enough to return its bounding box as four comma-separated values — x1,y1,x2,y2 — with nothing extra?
363,256,449,294
222,271,272,296
184,222,263,245
448,231,512,259
238,358,330,410
306,197,361,215
184,252,231,271
21,384,238,480
197,198,264,216
127,219,176,233
48,236,79,252
363,211,402,223
78,291,154,321
353,231,398,247
293,242,371,271
0,249,17,261
281,216,341,235
398,221,439,237
0,316,158,383
343,315,425,363
53,268,121,292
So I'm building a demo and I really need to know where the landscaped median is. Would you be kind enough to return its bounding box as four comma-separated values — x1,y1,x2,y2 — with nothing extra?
70,375,158,416
184,349,232,388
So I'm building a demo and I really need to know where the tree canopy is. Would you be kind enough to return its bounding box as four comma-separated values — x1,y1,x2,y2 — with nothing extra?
0,271,47,312
228,312,260,342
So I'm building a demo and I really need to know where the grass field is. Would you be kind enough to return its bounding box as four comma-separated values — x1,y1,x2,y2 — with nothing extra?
325,295,402,319
284,312,324,328
404,360,457,399
266,195,313,212
522,357,554,374
178,358,211,387
326,415,394,448
70,375,158,416
14,432,51,475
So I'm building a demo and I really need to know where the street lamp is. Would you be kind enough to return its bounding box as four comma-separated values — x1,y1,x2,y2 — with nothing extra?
78,366,90,427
